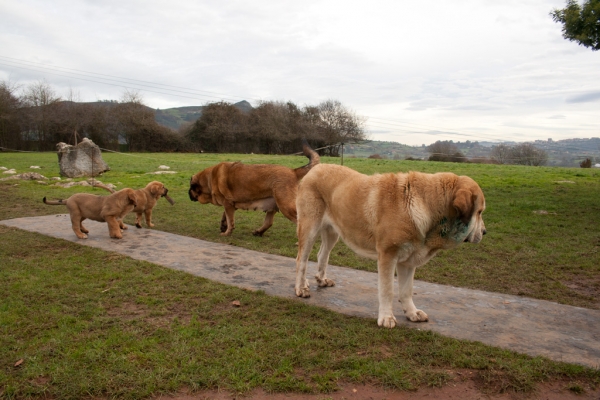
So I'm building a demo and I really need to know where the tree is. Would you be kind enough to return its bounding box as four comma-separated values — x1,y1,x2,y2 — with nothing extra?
427,140,466,162
490,143,512,164
551,0,600,51
0,80,23,150
115,90,154,151
510,143,548,166
21,80,62,150
314,99,366,156
184,101,249,153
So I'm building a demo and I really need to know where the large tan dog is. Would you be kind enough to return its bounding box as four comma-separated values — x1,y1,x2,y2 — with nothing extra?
294,164,486,328
43,188,138,239
94,181,173,229
188,142,319,236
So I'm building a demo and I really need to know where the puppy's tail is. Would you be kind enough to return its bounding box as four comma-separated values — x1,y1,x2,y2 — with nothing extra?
92,183,116,194
43,197,66,205
294,139,320,180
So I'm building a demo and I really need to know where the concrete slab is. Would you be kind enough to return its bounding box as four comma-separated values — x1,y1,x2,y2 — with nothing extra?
2,214,599,369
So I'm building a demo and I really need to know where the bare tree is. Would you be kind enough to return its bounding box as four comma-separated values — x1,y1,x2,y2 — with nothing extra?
315,99,366,156
114,90,154,151
511,143,548,166
22,80,62,150
490,143,512,164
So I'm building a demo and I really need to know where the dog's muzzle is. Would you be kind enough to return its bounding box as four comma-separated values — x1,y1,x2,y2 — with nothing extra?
188,189,198,202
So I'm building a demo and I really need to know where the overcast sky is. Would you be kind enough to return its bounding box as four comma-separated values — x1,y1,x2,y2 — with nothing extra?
1,0,598,146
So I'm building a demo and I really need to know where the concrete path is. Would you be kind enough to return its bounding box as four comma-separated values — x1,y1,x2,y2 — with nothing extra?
2,214,599,369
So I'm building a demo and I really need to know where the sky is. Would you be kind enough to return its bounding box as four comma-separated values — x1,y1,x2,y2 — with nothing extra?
1,0,599,146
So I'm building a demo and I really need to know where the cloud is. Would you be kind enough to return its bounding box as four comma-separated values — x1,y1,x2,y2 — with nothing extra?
566,91,600,104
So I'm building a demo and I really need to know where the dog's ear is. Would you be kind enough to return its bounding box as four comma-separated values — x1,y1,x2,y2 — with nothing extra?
453,189,474,225
128,191,138,207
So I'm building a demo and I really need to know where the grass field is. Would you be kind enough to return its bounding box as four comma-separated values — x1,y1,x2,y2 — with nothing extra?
1,151,599,398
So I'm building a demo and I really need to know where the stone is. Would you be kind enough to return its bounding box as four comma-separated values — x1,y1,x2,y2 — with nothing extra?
56,138,110,178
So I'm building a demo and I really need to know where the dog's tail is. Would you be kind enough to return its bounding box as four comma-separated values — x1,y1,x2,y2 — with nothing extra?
92,183,116,194
43,197,66,205
294,139,320,180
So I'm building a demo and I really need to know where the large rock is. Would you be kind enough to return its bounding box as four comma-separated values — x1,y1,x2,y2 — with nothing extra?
57,138,110,178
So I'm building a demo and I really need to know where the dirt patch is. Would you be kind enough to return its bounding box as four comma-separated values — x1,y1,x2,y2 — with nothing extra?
154,379,600,400
563,277,600,308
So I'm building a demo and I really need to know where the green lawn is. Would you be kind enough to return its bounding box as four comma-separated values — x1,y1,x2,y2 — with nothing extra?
1,151,599,398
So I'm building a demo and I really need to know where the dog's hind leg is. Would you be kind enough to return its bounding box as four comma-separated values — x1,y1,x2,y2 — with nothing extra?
315,225,338,287
253,210,276,236
295,194,325,298
295,222,320,298
396,263,428,323
70,214,88,239
273,187,298,224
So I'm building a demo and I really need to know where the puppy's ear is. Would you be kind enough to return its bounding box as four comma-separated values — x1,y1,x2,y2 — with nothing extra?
453,189,474,225
128,191,138,207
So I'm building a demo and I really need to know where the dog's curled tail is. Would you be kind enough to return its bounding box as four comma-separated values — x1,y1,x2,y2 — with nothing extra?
92,183,116,194
294,139,320,180
43,197,66,205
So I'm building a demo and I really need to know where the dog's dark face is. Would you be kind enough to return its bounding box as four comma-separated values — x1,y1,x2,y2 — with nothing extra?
189,172,213,204
452,176,486,244
188,177,199,202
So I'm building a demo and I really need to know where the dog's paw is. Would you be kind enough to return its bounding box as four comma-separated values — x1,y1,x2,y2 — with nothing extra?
315,276,335,287
295,287,311,298
135,223,142,229
122,225,128,230
405,310,428,322
378,315,397,328
76,233,88,239
148,223,154,228
220,231,232,236
252,230,264,237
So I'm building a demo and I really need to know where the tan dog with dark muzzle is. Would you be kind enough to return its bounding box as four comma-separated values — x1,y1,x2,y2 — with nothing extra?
43,188,138,239
294,164,487,327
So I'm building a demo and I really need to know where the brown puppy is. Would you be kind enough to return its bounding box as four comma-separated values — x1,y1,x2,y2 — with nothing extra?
189,142,319,236
95,181,173,229
43,188,138,239
294,164,486,328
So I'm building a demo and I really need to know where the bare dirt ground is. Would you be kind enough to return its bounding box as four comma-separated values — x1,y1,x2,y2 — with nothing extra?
156,380,600,400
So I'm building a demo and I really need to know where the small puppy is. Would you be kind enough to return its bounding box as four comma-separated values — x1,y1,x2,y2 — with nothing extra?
94,181,173,228
43,188,138,239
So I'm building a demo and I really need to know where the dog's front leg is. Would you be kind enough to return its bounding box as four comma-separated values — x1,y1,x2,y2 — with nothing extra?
144,209,154,228
105,216,123,239
221,203,236,236
396,263,428,322
377,250,398,328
